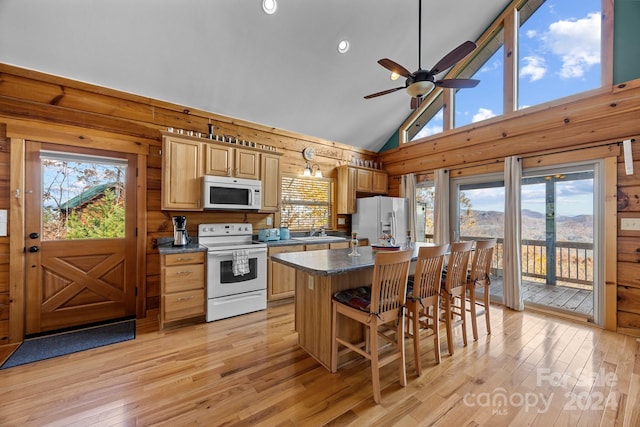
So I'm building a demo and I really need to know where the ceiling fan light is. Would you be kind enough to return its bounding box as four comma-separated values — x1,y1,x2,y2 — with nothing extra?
406,80,435,98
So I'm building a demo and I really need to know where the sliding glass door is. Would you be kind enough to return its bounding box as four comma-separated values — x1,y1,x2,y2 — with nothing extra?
451,173,505,302
522,162,602,323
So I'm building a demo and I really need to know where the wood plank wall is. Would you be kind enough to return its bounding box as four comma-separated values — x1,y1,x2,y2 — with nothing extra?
0,64,378,343
3,62,640,340
379,80,640,336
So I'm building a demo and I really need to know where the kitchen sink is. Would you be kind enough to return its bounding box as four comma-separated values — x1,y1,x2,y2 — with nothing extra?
291,236,347,242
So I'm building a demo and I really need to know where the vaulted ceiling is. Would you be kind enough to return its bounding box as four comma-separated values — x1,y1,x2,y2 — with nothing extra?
0,0,511,152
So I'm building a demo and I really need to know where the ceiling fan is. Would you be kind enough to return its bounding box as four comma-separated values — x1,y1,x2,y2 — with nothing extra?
364,0,480,109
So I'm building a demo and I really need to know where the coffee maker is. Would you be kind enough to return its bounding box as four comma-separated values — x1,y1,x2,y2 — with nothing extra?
172,216,190,246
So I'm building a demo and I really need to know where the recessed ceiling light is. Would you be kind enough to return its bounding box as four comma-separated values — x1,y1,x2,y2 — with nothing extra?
262,0,277,14
337,40,350,54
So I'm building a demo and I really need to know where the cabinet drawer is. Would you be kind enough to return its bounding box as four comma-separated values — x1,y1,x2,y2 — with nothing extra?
163,290,205,322
164,252,205,266
268,245,305,256
164,264,205,292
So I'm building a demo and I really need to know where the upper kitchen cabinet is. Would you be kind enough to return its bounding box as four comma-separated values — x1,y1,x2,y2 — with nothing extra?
204,145,260,180
260,152,281,212
336,165,388,214
162,135,203,210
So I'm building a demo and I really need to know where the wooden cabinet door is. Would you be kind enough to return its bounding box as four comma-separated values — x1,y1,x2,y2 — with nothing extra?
356,169,373,192
329,241,350,249
372,171,388,194
261,153,280,212
268,245,304,301
336,165,357,214
235,148,260,179
204,144,232,177
162,137,203,210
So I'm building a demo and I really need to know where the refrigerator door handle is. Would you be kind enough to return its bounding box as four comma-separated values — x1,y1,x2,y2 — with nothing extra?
390,211,397,242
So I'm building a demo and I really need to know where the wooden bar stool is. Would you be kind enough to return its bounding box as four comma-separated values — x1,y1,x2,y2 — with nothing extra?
405,244,448,375
331,250,412,404
467,239,496,341
441,241,473,356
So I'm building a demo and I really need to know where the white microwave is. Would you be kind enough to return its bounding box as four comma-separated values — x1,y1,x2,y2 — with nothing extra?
202,175,262,210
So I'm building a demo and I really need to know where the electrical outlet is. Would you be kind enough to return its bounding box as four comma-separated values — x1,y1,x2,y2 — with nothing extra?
338,217,346,225
266,216,272,226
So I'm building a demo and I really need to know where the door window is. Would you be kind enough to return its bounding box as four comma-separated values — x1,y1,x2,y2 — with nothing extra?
40,151,127,241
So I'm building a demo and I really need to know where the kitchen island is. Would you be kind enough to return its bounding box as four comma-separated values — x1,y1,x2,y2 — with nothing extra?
271,243,431,370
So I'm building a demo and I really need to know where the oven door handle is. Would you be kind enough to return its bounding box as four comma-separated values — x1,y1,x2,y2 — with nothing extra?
207,248,267,257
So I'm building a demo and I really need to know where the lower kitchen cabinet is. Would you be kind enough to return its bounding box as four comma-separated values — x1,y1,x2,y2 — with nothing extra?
267,242,350,301
160,251,206,329
267,245,304,301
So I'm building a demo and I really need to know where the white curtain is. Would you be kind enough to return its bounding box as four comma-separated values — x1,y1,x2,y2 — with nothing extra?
503,156,524,311
400,173,417,243
434,169,450,245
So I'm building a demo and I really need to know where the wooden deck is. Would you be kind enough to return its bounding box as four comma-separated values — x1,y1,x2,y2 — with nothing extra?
487,276,594,318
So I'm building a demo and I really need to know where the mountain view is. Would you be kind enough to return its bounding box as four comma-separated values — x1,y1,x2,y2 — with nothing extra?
460,209,593,243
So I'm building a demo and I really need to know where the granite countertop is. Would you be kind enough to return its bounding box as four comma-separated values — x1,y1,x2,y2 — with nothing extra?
156,238,207,255
271,242,433,276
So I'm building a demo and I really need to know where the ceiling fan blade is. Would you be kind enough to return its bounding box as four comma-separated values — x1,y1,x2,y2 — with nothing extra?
364,86,405,99
377,58,412,78
429,41,477,75
410,97,423,110
435,78,480,89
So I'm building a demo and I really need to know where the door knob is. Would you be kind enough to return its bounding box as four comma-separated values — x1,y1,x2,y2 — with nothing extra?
29,232,39,239
28,246,39,253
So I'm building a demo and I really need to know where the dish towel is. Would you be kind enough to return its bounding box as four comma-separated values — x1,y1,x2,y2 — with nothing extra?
232,250,250,276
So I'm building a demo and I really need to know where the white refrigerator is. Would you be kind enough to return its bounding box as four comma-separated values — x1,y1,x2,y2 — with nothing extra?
352,196,408,245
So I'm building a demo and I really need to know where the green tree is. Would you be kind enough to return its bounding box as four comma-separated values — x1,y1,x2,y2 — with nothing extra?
65,189,125,239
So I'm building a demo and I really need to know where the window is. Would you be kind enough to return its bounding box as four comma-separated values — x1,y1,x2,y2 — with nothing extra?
415,181,435,242
517,0,601,109
41,151,127,241
409,95,444,141
280,175,332,230
401,0,606,143
454,30,504,128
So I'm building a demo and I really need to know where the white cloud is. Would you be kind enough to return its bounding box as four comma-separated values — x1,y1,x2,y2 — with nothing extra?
542,12,601,79
480,59,501,73
472,108,496,123
520,55,547,82
526,29,538,39
414,125,442,139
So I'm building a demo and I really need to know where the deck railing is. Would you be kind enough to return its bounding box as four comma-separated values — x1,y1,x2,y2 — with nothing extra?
422,234,594,288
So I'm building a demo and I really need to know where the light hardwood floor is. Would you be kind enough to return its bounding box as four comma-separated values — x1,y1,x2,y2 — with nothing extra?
1,302,639,426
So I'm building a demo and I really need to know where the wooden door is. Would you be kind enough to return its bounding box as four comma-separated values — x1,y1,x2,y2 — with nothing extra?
24,142,138,335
